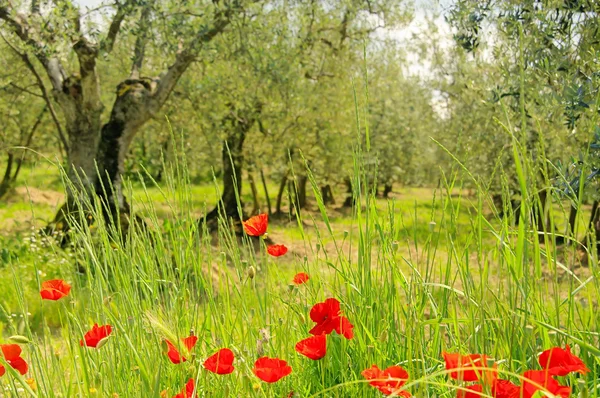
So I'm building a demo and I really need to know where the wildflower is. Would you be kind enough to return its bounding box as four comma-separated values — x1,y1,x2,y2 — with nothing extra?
26,378,36,391
173,378,195,398
40,279,71,301
361,364,410,396
0,344,28,376
253,356,292,383
309,298,354,339
267,244,288,257
521,370,570,398
443,352,497,382
80,324,112,348
292,273,309,285
456,379,520,398
295,334,326,360
242,214,268,236
165,336,198,364
538,345,589,376
203,348,235,375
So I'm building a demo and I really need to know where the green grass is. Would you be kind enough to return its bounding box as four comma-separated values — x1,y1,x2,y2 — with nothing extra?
0,155,598,397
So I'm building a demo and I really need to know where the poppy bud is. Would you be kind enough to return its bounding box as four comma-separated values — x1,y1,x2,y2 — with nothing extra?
95,337,110,349
316,244,321,252
288,284,295,292
343,230,349,238
9,335,31,344
247,266,256,279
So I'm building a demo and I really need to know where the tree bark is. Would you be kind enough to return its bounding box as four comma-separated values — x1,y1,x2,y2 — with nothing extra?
248,170,260,215
275,172,288,215
342,177,354,208
202,103,261,228
585,200,600,255
321,184,335,205
0,153,14,199
260,168,272,215
383,183,393,198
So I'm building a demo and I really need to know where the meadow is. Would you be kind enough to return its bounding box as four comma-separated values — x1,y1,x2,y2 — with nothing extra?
0,153,597,398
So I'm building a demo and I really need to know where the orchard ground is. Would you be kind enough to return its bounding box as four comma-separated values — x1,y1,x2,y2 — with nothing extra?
0,164,597,397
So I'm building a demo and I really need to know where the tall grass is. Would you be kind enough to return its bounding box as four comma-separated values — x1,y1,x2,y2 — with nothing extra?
1,79,599,398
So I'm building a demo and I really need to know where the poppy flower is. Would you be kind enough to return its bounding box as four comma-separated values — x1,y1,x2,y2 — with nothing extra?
538,345,589,376
361,364,410,396
456,379,520,398
493,380,520,398
521,370,571,398
443,352,497,382
309,298,354,339
457,384,483,398
242,213,268,236
40,279,71,301
173,378,195,398
293,273,310,285
253,356,292,383
165,336,198,364
203,348,235,374
295,334,326,360
80,324,112,348
267,244,288,257
0,344,28,377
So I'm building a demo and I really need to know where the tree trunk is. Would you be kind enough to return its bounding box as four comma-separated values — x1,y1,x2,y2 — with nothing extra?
0,153,14,199
342,177,354,208
275,172,288,215
260,168,272,215
203,102,261,229
288,174,308,215
586,200,600,255
248,170,260,215
383,184,393,198
321,184,335,205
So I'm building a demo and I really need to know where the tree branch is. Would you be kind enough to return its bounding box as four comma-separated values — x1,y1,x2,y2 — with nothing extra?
1,33,69,153
150,6,232,112
130,3,153,78
8,82,43,98
0,5,67,91
100,1,132,54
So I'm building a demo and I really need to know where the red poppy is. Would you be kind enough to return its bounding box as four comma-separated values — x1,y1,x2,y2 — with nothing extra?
295,334,327,360
253,356,292,383
293,273,310,285
457,384,483,398
0,344,28,377
40,279,71,301
242,213,268,236
203,348,235,374
267,244,288,257
538,345,589,376
443,352,497,382
521,370,571,398
165,336,198,364
456,380,520,398
173,378,195,398
80,324,112,348
309,298,354,339
361,364,410,397
493,380,520,398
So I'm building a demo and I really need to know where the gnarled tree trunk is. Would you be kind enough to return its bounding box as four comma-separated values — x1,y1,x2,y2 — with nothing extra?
202,102,261,229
